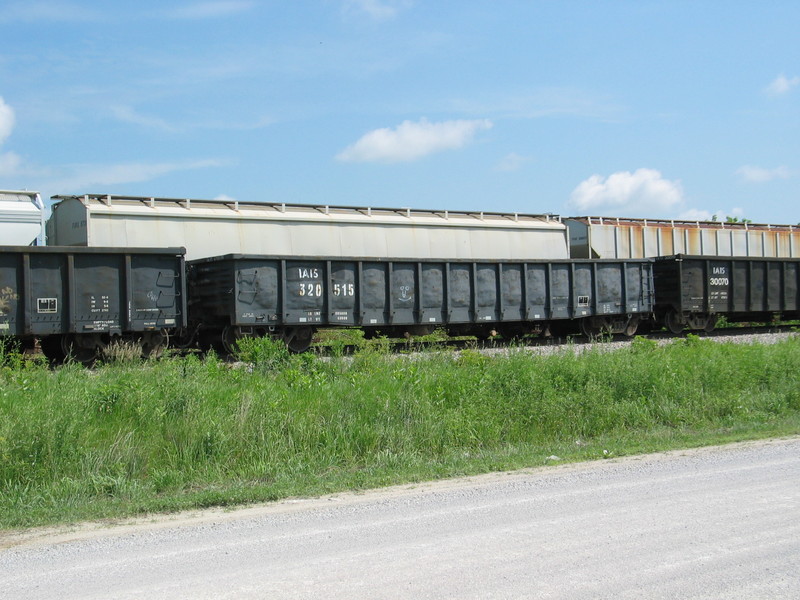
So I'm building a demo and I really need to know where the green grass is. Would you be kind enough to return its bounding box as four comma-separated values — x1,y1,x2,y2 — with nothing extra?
1,334,799,529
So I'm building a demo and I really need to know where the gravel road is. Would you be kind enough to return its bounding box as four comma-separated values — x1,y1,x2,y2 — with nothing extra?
2,438,799,599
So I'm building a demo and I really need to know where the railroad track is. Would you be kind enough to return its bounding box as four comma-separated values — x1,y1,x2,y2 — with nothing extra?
311,323,799,357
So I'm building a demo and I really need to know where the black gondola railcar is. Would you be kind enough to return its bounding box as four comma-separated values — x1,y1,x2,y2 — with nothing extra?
654,254,800,333
0,246,186,362
187,255,654,352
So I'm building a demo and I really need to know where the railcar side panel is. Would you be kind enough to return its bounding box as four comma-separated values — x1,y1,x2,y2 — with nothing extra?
0,247,186,354
567,217,800,259
189,255,654,345
654,255,800,328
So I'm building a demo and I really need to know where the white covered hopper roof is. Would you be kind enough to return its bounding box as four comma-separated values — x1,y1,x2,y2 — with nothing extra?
48,194,569,261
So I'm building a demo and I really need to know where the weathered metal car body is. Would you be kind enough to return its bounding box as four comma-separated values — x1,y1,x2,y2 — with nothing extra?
653,254,800,332
567,216,800,259
47,194,570,261
0,246,186,361
188,255,654,352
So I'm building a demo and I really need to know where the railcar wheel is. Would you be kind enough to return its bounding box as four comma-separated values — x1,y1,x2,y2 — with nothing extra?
198,328,223,354
62,334,102,365
40,336,65,362
403,325,436,338
704,315,718,333
283,326,314,353
580,320,598,338
171,326,197,349
141,330,168,358
623,316,640,337
664,310,684,334
221,325,244,355
498,324,527,340
581,318,610,339
473,328,499,341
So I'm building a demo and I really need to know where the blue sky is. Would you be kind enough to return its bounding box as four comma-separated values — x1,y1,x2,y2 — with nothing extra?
1,1,798,223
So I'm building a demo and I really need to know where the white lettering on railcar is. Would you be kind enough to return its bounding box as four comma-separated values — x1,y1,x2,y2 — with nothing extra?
298,283,323,297
332,283,355,296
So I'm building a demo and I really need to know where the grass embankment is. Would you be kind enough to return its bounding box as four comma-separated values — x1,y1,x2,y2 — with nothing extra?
1,335,799,529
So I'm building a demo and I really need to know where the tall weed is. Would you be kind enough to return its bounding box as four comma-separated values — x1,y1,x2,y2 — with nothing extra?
1,336,799,528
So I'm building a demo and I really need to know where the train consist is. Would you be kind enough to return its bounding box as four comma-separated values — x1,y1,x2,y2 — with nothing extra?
2,190,800,360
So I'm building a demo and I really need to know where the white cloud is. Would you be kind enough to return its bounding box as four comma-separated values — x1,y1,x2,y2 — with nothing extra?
569,168,684,215
0,96,229,191
0,97,14,145
0,97,19,176
493,153,532,172
163,1,255,20
111,105,273,133
48,159,230,192
343,0,410,21
337,118,492,163
736,165,792,183
111,106,178,133
765,74,800,96
0,152,23,177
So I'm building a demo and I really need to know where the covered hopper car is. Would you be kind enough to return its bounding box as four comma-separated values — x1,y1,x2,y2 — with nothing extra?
566,216,800,259
47,194,570,261
0,190,44,246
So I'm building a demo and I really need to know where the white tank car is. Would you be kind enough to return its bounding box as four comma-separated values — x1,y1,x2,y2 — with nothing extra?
0,190,44,246
47,194,570,261
566,216,800,259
